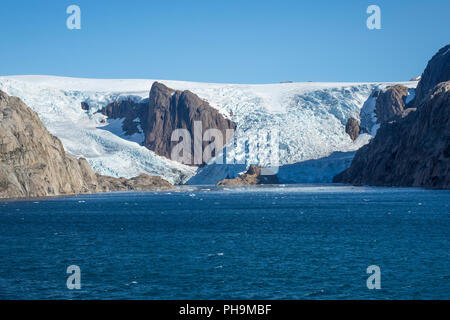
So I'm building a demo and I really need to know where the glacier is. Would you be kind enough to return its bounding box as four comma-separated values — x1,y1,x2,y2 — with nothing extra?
0,75,417,185
0,76,196,184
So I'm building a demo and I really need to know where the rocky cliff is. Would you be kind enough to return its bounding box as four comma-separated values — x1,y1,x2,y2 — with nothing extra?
334,45,450,189
217,165,279,186
334,81,450,189
374,84,409,123
98,99,147,137
345,117,360,141
96,82,236,165
0,91,172,199
413,44,450,106
143,82,236,164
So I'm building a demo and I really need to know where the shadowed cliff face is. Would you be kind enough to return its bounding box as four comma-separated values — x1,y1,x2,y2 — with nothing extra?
334,82,450,189
334,44,450,189
413,44,450,106
143,82,236,165
0,91,172,199
98,99,147,137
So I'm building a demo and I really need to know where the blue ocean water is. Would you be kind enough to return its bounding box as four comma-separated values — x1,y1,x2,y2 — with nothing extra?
0,185,449,300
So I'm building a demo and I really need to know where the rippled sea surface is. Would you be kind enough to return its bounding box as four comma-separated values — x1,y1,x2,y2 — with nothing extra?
0,185,449,299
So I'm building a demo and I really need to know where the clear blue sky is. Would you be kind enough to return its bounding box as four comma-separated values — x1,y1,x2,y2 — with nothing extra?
0,0,449,83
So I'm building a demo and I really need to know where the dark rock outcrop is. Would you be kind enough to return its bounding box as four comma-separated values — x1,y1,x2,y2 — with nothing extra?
334,45,450,189
334,81,450,189
413,44,450,106
375,85,409,123
98,99,147,137
345,117,360,140
217,165,279,186
81,102,90,111
143,82,236,164
0,91,172,199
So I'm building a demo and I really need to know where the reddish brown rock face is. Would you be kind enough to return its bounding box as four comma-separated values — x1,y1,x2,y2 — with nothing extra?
97,82,236,165
142,82,236,165
375,85,409,123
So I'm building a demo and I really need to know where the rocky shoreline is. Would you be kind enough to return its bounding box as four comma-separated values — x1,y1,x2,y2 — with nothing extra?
0,90,173,200
2,44,449,196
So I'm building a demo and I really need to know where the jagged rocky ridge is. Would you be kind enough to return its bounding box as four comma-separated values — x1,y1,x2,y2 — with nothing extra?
0,91,172,199
359,84,416,137
334,44,450,189
413,44,450,106
144,82,237,164
97,82,236,165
